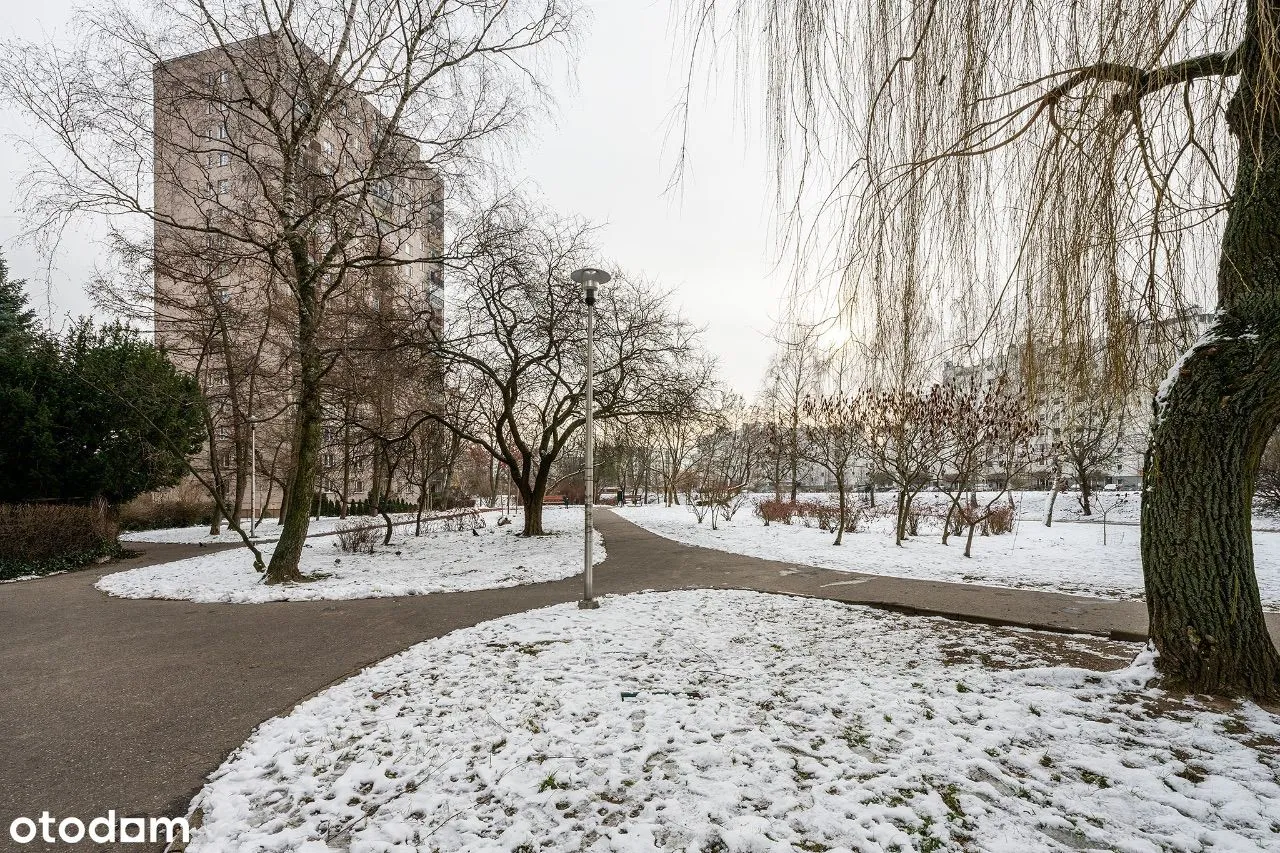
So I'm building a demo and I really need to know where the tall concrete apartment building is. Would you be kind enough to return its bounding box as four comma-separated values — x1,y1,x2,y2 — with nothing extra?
151,32,445,517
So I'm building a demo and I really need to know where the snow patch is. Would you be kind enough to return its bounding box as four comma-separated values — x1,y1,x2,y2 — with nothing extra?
97,508,600,603
182,590,1280,852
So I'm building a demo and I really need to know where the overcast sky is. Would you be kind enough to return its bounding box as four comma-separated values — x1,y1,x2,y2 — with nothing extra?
0,0,783,397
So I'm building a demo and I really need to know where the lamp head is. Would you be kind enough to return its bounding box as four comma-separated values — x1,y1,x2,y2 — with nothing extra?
571,267,611,306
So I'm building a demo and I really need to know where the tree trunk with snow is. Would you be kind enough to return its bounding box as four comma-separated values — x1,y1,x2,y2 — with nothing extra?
1142,44,1280,698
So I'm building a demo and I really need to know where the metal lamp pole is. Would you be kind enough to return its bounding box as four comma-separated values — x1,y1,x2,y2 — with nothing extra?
250,420,257,536
571,267,610,609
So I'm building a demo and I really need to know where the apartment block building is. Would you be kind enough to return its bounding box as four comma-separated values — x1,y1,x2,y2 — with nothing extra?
941,306,1214,490
151,31,445,516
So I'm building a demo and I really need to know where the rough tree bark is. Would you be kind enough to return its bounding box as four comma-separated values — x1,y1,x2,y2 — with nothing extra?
1142,31,1280,697
1077,474,1094,517
519,478,549,536
264,281,320,584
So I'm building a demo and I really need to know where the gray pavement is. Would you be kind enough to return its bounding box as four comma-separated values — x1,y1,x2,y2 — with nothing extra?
1,508,1277,852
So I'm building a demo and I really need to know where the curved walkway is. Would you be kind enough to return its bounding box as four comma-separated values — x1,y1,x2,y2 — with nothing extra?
2,509,1278,852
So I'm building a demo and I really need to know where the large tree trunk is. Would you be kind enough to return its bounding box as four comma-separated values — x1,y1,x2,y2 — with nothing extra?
265,303,321,584
522,492,546,536
963,520,978,558
415,481,428,536
517,463,551,536
1142,51,1280,698
1078,472,1094,516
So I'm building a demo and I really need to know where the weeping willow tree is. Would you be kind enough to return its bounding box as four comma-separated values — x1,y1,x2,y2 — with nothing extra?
683,0,1280,697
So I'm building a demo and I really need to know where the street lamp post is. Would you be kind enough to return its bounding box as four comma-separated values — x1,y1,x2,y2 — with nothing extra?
571,267,610,609
250,420,257,537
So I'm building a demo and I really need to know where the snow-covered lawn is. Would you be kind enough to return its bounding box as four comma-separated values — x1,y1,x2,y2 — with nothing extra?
614,503,1280,607
97,509,600,603
183,590,1280,852
119,512,422,544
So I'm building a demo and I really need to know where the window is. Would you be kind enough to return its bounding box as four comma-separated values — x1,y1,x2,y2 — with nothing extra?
207,69,229,88
216,178,230,195
218,151,230,167
321,139,334,156
213,123,228,140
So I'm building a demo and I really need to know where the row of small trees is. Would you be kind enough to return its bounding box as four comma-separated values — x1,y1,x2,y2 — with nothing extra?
719,378,1039,556
579,360,1043,557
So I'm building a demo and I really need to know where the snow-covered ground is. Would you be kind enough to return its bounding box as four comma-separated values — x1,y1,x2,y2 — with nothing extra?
97,509,600,603
614,503,1280,607
119,512,422,544
183,590,1280,852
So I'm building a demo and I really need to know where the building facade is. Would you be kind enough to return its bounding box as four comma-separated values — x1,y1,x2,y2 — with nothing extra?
151,32,445,520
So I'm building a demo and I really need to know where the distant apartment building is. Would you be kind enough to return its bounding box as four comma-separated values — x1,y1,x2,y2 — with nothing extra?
151,32,445,515
941,305,1214,490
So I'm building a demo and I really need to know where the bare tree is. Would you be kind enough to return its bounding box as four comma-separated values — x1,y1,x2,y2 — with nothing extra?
1059,400,1128,518
800,393,866,545
692,393,758,529
861,386,950,546
932,378,997,545
762,325,826,501
2,0,576,583
454,444,501,508
418,195,713,536
755,390,788,500
953,394,1040,558
597,418,656,506
682,0,1280,696
650,385,717,507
